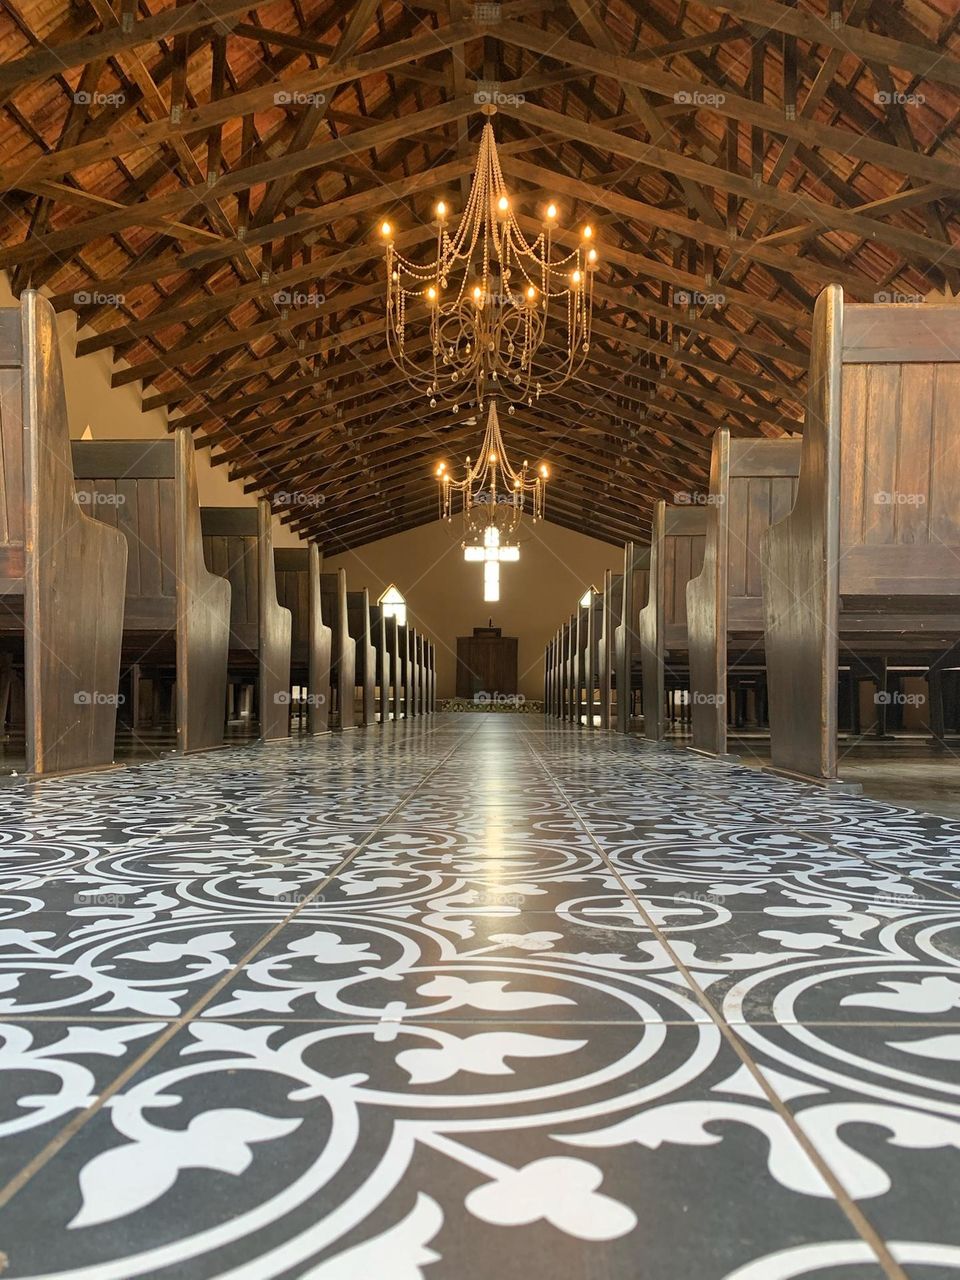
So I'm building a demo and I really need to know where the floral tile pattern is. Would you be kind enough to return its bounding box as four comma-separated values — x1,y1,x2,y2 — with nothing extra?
0,717,957,1278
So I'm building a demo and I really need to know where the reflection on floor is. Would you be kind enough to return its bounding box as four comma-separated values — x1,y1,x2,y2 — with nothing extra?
1,715,959,1278
0,719,263,776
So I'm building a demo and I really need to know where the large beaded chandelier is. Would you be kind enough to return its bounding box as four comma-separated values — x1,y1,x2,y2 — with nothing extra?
380,110,598,415
435,400,548,602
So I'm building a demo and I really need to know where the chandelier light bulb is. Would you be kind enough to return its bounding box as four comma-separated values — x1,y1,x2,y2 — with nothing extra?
427,285,437,301
436,200,447,218
582,223,593,239
497,194,510,214
489,451,497,462
546,202,558,220
540,464,549,477
380,220,392,239
473,285,483,304
587,247,598,266
571,269,581,286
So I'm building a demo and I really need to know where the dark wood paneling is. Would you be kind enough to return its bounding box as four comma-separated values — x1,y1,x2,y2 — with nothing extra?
456,633,518,698
202,518,258,653
71,439,175,479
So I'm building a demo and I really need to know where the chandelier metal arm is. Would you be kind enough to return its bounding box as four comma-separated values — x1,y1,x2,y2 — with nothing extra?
381,117,598,414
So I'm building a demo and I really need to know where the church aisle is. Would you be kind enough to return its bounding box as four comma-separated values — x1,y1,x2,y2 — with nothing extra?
0,715,958,1279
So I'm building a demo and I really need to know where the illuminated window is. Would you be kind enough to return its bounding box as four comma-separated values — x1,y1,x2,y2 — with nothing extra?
378,584,407,626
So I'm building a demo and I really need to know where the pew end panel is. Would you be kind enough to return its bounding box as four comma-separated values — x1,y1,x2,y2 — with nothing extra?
638,504,706,740
320,570,356,729
686,431,801,759
307,545,332,734
347,588,376,726
599,571,623,731
613,542,650,733
274,546,331,734
175,429,231,752
257,500,293,742
762,285,960,785
14,292,128,775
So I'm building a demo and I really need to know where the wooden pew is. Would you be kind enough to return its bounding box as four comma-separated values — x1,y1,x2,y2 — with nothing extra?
319,570,356,729
274,545,332,734
0,290,127,775
396,622,412,719
369,603,391,722
686,428,801,758
762,284,960,785
563,618,576,721
424,639,436,714
554,625,565,718
614,542,651,734
411,630,423,717
577,588,603,727
637,502,707,740
544,634,554,716
200,500,291,741
346,588,376,726
72,429,232,754
598,570,622,730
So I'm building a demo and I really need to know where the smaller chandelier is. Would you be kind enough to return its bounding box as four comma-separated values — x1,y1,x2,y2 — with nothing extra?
436,399,548,602
381,113,598,412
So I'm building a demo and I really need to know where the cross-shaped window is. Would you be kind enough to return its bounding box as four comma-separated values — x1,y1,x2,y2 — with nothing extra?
463,526,519,602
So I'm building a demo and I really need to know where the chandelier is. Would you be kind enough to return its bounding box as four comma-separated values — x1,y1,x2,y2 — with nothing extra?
380,110,598,413
435,399,548,603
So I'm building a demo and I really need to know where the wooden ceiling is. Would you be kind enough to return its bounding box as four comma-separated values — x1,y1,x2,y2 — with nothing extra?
0,0,957,551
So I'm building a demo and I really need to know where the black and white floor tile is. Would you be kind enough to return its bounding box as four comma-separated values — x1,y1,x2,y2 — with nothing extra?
0,716,959,1278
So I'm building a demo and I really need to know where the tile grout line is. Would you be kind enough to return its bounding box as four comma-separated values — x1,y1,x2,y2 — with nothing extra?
541,725,960,909
0,716,485,1212
521,722,911,1280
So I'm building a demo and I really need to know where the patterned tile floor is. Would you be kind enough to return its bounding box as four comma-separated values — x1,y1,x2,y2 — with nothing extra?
1,716,960,1279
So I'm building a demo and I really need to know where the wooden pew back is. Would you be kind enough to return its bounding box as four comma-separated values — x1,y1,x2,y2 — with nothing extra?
638,503,707,740
687,429,801,755
202,508,259,653
599,571,623,730
0,292,127,774
275,545,331,733
839,304,960,598
762,285,960,782
320,569,355,728
614,541,650,734
73,431,232,752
